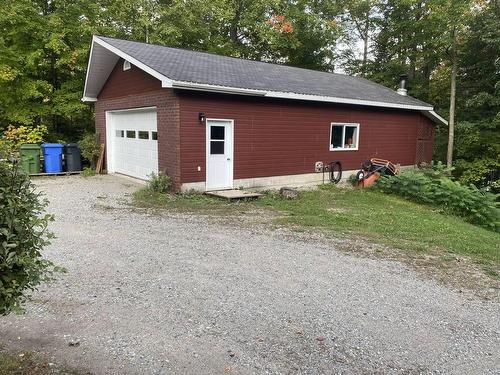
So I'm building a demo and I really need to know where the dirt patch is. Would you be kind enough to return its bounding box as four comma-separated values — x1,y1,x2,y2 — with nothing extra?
0,346,90,375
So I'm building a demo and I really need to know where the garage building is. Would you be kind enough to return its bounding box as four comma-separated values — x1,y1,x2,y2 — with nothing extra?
83,36,446,191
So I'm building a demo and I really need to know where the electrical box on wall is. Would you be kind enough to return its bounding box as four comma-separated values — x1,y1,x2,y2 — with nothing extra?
315,161,323,173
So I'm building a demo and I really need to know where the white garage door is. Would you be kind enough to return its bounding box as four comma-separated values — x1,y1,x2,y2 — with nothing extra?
106,108,158,180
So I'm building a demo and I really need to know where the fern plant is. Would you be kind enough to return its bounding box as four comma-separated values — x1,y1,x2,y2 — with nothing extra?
374,168,499,232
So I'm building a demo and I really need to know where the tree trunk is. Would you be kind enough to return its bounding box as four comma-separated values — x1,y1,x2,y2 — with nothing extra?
447,26,457,168
361,15,369,76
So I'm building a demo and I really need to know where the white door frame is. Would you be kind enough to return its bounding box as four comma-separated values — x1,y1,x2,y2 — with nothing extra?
105,106,157,177
205,118,234,191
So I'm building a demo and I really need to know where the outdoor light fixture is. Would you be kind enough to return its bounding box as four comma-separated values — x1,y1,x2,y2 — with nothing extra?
198,112,206,123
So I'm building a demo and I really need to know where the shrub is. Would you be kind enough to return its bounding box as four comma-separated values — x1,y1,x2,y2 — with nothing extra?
0,160,61,315
80,167,96,177
374,167,499,231
147,172,171,193
79,133,100,168
0,138,15,160
3,124,48,147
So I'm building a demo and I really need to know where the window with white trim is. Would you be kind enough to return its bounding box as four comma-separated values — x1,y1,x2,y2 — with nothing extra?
123,60,131,71
330,123,359,151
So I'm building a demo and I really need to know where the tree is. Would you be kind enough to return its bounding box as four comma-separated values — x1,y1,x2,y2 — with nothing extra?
439,0,470,168
446,0,500,191
0,0,105,139
340,0,382,76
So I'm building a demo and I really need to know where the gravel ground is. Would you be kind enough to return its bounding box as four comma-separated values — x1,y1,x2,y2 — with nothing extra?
1,175,499,375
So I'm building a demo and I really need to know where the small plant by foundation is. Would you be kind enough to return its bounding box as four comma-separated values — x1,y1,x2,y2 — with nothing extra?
80,167,96,177
147,172,171,193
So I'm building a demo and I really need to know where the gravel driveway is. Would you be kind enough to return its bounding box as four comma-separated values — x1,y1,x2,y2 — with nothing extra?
1,175,499,374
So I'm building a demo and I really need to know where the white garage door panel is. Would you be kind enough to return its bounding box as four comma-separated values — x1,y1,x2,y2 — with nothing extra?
106,108,158,180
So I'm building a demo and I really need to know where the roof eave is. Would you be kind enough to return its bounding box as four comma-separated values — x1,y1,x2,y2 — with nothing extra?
83,36,440,114
421,110,448,125
171,81,433,111
82,35,173,101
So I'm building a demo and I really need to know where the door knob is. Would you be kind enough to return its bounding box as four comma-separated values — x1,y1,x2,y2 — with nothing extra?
227,158,231,161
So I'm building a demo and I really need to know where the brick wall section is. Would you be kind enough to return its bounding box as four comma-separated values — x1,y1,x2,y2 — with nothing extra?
178,91,435,183
94,61,181,189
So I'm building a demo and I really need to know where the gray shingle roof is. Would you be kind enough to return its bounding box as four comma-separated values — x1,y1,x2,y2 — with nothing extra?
98,36,432,109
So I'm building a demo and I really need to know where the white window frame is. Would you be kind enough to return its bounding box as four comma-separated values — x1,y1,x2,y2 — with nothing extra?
329,122,360,151
123,60,131,71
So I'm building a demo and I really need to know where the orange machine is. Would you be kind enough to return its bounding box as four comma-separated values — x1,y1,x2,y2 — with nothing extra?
356,158,399,188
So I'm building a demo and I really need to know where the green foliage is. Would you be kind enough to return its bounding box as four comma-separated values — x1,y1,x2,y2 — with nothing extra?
0,160,61,315
3,124,48,147
80,167,96,177
347,173,360,186
147,172,172,193
0,138,15,160
78,133,100,168
0,0,497,192
373,168,499,232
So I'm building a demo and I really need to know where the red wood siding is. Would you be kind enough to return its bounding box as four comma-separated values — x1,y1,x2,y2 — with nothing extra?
95,61,181,188
94,60,434,188
98,59,162,99
178,91,434,184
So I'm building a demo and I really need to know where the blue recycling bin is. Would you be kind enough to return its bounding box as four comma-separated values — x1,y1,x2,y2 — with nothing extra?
41,143,64,173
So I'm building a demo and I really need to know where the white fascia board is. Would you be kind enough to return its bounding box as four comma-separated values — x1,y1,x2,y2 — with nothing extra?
170,80,433,111
423,110,448,125
82,96,97,102
265,91,434,111
83,37,96,99
93,36,173,87
171,81,266,96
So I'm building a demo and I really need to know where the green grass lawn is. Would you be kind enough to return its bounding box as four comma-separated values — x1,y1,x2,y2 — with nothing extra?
133,185,500,278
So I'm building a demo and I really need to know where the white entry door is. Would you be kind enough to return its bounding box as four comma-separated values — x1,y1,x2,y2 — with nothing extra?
206,119,234,190
106,108,158,180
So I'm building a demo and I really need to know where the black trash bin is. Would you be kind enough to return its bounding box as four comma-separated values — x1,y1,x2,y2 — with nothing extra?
64,143,82,172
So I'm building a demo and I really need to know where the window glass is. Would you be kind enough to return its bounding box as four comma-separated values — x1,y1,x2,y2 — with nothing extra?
210,141,224,154
331,126,343,148
151,131,158,140
344,126,358,148
116,130,124,138
210,126,225,140
330,124,359,150
126,130,136,138
138,131,149,139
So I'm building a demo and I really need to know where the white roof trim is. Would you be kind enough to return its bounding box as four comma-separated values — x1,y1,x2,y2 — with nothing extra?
92,36,173,85
170,81,433,111
83,37,96,101
82,35,173,101
421,110,448,125
83,36,442,122
264,91,433,111
170,81,432,110
171,81,266,96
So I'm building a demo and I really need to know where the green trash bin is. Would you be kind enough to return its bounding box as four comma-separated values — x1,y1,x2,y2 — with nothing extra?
19,144,41,174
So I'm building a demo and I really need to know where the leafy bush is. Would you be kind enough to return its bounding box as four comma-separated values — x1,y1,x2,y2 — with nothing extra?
374,167,499,231
0,160,61,315
80,167,96,177
0,138,15,160
79,133,100,168
3,124,48,147
147,172,171,193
